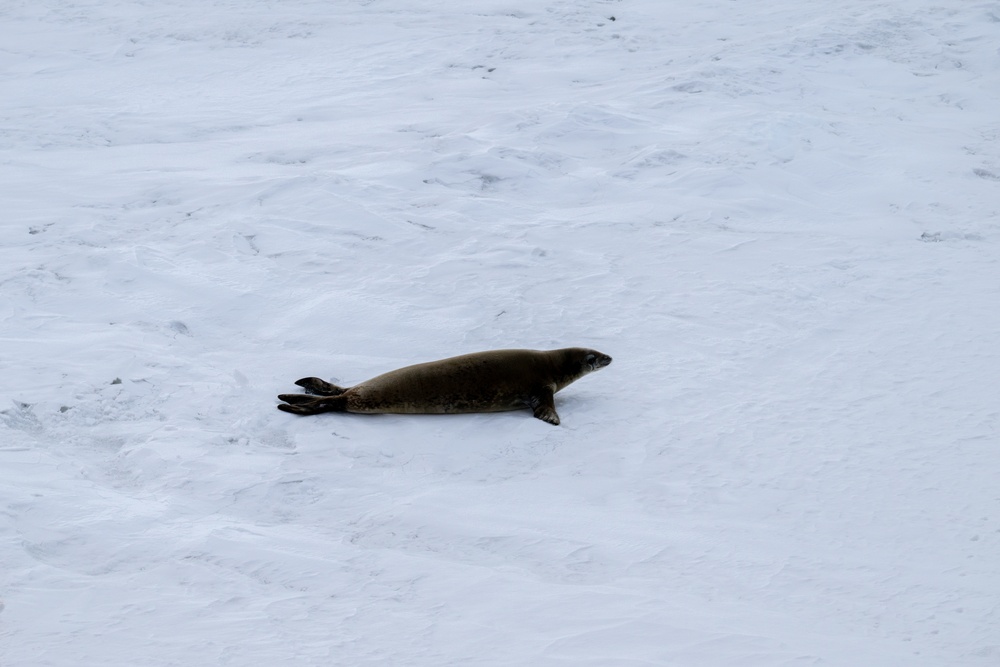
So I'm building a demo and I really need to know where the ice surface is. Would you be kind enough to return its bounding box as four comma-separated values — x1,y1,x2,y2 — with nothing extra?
2,1,999,665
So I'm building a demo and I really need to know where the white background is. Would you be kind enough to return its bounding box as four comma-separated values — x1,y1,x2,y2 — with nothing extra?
2,1,999,664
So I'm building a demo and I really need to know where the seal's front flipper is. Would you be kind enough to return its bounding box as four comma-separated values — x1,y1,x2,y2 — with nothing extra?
295,377,347,396
528,387,560,426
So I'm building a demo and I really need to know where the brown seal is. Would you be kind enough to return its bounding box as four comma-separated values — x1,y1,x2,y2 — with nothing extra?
277,347,611,425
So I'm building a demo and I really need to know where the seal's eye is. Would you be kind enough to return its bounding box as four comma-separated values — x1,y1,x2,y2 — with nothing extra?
584,353,596,367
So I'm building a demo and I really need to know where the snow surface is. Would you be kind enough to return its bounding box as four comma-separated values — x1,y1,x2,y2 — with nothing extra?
2,0,999,664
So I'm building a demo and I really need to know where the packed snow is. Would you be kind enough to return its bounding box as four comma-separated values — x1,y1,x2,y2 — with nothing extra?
2,1,999,664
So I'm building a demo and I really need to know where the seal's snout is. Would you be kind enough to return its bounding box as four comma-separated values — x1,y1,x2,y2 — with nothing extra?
583,350,612,371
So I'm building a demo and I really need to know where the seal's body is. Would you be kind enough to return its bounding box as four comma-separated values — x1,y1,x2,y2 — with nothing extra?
277,347,611,425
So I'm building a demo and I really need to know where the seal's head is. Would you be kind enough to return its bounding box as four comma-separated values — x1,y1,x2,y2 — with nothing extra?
581,349,613,372
551,347,612,391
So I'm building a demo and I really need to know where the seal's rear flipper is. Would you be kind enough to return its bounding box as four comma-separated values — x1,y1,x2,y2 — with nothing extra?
277,393,320,405
277,393,347,415
277,403,317,415
295,377,347,396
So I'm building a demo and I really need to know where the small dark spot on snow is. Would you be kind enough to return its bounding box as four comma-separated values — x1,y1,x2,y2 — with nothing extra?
673,81,705,93
170,320,191,335
111,377,122,385
480,174,501,186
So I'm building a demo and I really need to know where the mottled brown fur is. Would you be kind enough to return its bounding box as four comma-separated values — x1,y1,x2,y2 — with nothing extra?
277,347,611,425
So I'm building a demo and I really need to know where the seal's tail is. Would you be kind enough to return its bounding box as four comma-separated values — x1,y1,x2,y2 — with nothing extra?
277,393,348,415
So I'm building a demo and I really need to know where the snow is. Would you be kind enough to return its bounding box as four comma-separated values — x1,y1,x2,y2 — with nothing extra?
2,0,999,664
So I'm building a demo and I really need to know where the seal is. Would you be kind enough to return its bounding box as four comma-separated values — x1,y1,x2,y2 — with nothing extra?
277,347,611,425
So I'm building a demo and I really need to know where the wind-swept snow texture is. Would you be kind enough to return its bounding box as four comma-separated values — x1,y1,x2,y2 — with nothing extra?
2,1,999,665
